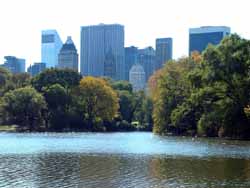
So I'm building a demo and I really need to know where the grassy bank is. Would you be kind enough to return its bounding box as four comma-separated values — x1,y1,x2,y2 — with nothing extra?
0,125,17,132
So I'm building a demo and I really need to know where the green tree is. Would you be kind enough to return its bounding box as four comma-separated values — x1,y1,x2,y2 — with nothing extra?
42,84,69,130
32,68,81,92
111,80,133,93
0,87,47,131
151,58,195,134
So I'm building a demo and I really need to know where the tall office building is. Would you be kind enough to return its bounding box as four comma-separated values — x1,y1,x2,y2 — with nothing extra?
138,47,156,81
129,63,146,92
1,56,25,74
155,38,172,70
189,26,231,55
27,62,46,76
58,36,79,72
125,46,138,81
41,30,63,68
81,24,125,80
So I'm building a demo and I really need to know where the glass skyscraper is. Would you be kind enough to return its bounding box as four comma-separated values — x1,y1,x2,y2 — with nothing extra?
138,47,156,81
80,24,125,80
189,26,231,55
1,56,25,74
155,38,172,70
27,62,46,76
41,30,63,68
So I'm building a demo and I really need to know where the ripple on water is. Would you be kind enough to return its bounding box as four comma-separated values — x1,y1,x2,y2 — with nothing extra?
0,132,250,188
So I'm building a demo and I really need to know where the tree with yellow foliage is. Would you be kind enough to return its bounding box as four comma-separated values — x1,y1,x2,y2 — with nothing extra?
79,76,119,130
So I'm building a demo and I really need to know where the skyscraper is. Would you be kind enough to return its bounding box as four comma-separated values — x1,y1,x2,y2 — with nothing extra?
41,30,63,68
80,24,125,80
1,56,25,74
125,46,138,81
189,26,231,55
129,63,146,92
155,38,172,70
138,47,156,81
58,36,79,72
27,62,46,76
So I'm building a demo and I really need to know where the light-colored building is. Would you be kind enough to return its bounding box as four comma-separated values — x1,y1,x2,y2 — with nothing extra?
129,63,146,92
41,30,63,68
58,36,78,72
189,26,230,55
155,38,172,70
80,24,125,80
1,56,25,74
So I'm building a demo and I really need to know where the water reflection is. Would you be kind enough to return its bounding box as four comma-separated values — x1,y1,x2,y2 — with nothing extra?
1,154,250,188
0,132,250,187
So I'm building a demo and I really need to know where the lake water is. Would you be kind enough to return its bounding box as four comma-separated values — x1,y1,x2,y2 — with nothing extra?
0,132,250,188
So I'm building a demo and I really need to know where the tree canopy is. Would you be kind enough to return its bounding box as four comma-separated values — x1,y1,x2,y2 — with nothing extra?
150,34,250,139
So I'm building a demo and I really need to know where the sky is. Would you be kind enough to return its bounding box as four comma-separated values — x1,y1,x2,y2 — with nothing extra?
0,0,250,67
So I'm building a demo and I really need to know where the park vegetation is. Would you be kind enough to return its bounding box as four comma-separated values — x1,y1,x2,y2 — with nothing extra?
149,34,250,139
1,34,250,139
0,68,152,132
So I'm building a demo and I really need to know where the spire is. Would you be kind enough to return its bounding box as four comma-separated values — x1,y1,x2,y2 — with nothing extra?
66,36,73,44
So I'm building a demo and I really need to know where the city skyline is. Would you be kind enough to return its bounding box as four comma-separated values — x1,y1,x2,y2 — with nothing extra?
0,0,250,67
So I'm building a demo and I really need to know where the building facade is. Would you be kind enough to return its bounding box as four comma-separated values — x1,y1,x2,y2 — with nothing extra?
138,47,156,82
125,46,138,81
129,63,146,92
80,24,125,80
58,36,78,72
1,56,25,74
189,26,231,55
27,62,46,76
41,30,63,68
155,38,172,70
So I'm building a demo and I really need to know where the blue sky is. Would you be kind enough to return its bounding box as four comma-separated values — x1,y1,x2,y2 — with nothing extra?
0,0,249,67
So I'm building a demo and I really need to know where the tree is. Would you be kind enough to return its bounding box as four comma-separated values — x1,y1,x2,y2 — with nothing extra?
0,67,11,86
117,90,135,123
78,77,119,130
111,80,133,93
151,58,195,134
42,84,69,130
151,34,250,139
32,68,81,92
11,73,31,89
0,87,47,131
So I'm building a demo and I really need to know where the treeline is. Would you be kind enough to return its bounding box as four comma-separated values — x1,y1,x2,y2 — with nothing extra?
149,34,250,139
0,68,153,132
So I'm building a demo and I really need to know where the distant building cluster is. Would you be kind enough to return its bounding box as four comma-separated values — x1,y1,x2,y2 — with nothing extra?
1,25,231,91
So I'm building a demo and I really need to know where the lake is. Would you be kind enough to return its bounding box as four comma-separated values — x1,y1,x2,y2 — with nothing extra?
0,132,250,188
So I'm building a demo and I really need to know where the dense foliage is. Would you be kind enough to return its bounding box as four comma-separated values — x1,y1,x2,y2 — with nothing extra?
150,34,250,139
0,68,152,132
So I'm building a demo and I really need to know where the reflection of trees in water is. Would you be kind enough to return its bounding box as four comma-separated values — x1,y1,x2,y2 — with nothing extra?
79,155,152,188
149,157,250,187
33,153,81,187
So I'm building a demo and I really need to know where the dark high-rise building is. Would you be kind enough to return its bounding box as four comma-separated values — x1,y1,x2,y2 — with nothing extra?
104,48,116,79
155,38,172,70
1,56,25,74
138,47,156,81
189,26,231,55
80,24,125,80
27,62,46,76
58,36,79,72
125,46,138,81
